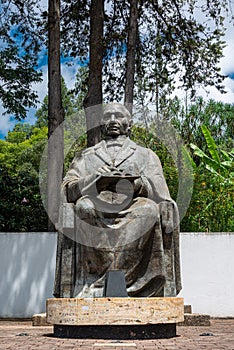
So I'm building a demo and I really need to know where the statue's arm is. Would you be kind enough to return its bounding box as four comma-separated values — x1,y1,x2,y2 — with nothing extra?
143,149,172,202
63,155,97,203
132,175,152,197
142,149,179,235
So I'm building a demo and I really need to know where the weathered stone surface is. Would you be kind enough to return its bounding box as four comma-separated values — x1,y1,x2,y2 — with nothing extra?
104,270,128,297
32,313,50,326
184,304,192,314
47,297,184,326
178,313,211,326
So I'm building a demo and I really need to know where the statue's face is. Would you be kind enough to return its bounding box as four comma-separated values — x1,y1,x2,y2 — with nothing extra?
102,104,132,137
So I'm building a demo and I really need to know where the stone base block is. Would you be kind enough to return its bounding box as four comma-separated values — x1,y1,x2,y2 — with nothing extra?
32,313,50,326
47,297,184,326
184,304,192,314
178,313,211,326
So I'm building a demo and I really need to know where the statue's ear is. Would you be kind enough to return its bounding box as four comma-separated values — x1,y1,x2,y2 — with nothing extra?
100,124,106,136
128,119,133,136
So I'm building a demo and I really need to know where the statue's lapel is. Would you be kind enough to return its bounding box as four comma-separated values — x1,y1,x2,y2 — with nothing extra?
94,139,136,167
114,139,136,167
94,141,112,165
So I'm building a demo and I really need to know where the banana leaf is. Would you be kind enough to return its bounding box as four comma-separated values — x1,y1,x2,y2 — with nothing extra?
201,125,220,163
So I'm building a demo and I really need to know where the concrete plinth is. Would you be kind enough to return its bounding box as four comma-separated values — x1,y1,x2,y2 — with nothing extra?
47,297,184,339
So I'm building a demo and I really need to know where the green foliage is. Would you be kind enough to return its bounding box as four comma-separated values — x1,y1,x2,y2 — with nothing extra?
35,95,49,128
1,65,233,233
60,0,90,60
35,76,86,128
181,124,234,232
133,98,234,232
181,169,234,232
72,66,89,108
64,133,87,173
190,125,234,182
0,75,88,231
170,97,234,149
0,124,48,231
0,1,43,118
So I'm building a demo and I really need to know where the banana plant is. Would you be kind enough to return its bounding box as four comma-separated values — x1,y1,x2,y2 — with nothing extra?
190,125,234,183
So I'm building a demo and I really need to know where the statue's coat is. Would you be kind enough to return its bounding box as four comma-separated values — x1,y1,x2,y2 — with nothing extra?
54,138,181,298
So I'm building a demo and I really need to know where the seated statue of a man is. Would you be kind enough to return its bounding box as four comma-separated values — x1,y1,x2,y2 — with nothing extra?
54,103,181,298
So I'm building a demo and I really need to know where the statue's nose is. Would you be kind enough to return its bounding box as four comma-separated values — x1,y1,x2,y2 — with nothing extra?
110,114,116,122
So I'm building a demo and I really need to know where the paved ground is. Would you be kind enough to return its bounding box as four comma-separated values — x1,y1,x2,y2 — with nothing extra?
0,319,234,350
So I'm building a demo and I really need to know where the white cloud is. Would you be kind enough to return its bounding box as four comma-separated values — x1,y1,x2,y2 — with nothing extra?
32,60,81,107
196,77,234,103
0,107,16,137
171,76,234,105
220,42,234,76
61,62,80,90
32,64,48,106
39,0,47,9
216,13,234,78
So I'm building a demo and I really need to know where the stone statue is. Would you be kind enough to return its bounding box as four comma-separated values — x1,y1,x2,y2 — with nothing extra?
54,103,181,298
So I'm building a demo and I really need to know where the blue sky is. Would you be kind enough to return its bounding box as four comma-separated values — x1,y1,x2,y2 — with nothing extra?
1,4,234,140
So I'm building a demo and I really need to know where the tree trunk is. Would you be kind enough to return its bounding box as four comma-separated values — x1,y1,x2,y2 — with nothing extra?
84,0,104,147
124,0,138,115
48,0,64,231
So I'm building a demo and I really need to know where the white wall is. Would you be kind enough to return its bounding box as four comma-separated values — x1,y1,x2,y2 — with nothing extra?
178,232,234,317
0,232,56,318
0,232,234,317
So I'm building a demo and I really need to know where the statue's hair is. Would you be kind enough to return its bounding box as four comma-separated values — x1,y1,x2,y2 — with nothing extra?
103,103,132,119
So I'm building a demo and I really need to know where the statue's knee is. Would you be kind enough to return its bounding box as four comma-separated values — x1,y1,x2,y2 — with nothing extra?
147,200,160,220
135,198,160,220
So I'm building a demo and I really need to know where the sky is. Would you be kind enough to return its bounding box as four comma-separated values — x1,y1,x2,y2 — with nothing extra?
0,3,234,139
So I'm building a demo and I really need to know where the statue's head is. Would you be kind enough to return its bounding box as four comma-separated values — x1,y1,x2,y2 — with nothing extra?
101,103,133,138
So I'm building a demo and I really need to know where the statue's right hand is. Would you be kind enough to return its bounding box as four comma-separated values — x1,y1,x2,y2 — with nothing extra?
96,166,121,176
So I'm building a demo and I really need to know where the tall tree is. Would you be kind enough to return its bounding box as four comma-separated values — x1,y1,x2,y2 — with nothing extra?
83,0,104,146
60,0,230,109
48,0,64,231
124,0,138,115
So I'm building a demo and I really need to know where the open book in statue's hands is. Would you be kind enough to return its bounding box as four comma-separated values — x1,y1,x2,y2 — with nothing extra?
81,166,140,195
96,170,140,192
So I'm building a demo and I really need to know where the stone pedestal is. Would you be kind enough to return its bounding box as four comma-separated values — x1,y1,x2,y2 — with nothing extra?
46,297,184,339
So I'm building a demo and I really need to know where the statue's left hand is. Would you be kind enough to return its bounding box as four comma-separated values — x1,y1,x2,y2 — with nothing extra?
133,177,143,193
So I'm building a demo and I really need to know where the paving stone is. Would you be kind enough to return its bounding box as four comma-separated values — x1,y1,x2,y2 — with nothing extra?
0,319,234,349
